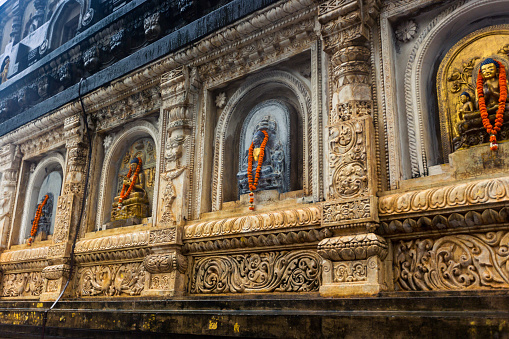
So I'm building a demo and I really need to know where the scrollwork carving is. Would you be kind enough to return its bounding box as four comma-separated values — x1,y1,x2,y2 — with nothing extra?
77,263,145,296
334,261,367,283
395,231,509,291
190,250,321,294
1,272,44,297
149,228,176,244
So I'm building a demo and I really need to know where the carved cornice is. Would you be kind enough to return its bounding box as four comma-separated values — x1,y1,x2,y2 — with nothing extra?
184,206,321,240
379,177,509,217
0,246,49,263
317,233,388,261
18,126,65,158
75,231,150,254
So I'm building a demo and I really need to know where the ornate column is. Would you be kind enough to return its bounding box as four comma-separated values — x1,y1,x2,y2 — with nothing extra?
9,0,23,45
316,0,392,296
141,66,198,296
40,114,87,301
0,144,22,249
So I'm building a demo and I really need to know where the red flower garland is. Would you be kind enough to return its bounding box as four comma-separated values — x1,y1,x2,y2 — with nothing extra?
28,194,49,246
477,61,507,151
118,157,142,208
247,130,269,210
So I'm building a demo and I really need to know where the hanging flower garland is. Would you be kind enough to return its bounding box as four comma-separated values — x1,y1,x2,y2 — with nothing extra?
247,130,269,211
118,157,142,209
477,60,507,151
28,194,49,246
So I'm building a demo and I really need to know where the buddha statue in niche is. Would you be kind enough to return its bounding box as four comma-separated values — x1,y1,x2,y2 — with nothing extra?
111,157,149,221
454,58,509,150
237,117,285,196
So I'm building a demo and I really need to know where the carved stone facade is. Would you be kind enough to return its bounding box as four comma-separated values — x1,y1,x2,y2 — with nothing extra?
0,0,507,336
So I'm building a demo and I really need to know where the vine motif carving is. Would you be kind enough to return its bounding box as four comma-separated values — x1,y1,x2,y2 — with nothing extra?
1,272,44,297
77,262,145,296
395,231,509,291
447,56,480,93
334,261,367,283
322,198,371,224
190,250,321,294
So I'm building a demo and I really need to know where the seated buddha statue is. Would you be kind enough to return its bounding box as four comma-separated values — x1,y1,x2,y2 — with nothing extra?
454,58,509,150
111,157,149,221
237,129,285,196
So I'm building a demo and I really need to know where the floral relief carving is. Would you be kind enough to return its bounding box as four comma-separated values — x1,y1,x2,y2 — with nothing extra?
395,20,417,42
77,262,146,296
395,231,509,291
150,273,174,290
184,207,321,239
190,250,321,294
322,198,371,224
318,233,388,261
52,194,74,243
1,272,44,297
334,261,367,283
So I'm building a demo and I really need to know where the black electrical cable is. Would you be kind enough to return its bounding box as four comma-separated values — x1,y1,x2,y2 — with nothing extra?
41,78,92,339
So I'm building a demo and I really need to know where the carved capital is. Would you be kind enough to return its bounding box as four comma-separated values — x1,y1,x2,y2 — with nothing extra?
318,233,388,261
317,0,381,53
143,252,188,274
42,264,70,280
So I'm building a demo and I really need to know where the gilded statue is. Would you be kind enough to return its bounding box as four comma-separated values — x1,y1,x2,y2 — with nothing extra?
453,58,509,150
1,57,9,84
111,157,149,221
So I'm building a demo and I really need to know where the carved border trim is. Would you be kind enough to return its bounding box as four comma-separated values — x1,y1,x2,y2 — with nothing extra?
184,206,321,239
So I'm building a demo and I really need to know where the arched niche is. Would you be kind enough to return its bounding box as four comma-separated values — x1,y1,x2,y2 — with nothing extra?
96,121,160,230
18,153,65,244
401,0,509,178
46,0,83,50
212,70,310,210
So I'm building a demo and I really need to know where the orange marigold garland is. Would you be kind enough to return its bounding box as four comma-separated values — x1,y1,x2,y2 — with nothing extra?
247,130,269,211
477,60,507,151
118,157,142,209
28,194,49,246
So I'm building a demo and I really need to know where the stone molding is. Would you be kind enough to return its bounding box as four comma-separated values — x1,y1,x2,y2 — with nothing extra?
0,246,49,263
75,231,150,253
143,253,187,274
317,233,388,261
41,264,70,280
184,206,321,240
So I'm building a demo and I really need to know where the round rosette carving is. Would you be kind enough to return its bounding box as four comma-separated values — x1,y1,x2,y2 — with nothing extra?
331,162,367,198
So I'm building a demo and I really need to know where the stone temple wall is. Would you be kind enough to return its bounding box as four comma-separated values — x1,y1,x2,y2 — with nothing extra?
0,0,508,337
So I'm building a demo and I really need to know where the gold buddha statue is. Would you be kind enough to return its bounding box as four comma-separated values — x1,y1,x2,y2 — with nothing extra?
111,157,149,221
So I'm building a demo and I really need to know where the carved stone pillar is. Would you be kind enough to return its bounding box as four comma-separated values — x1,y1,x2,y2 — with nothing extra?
0,144,22,249
143,66,198,296
40,114,87,301
316,0,391,296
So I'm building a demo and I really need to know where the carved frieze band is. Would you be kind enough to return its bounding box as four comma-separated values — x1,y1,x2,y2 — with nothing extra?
380,207,509,236
143,253,187,274
76,262,146,297
379,177,509,216
184,207,321,239
322,197,375,226
184,228,332,254
75,231,150,253
395,231,509,291
190,250,321,294
0,246,49,263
